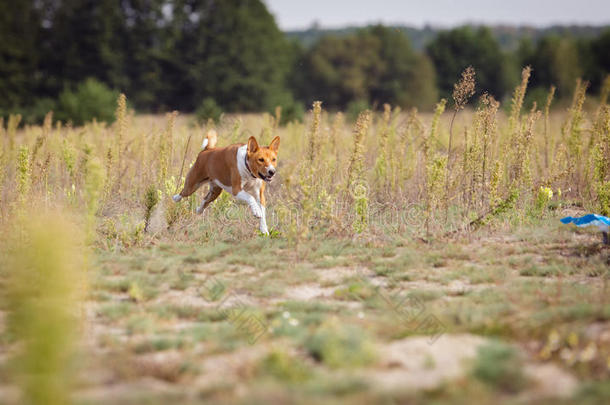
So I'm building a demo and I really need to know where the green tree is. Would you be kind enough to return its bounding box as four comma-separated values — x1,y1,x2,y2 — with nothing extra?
584,28,610,93
39,0,128,97
0,0,41,113
427,26,511,100
367,25,437,109
298,25,437,110
518,36,582,97
121,0,166,111
161,0,293,112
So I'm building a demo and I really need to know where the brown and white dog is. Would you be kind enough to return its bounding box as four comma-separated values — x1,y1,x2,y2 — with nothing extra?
172,130,280,235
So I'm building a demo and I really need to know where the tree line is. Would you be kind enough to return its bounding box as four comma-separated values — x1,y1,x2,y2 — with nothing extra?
1,0,609,124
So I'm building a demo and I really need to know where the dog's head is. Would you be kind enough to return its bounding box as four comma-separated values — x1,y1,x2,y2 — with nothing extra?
246,136,280,182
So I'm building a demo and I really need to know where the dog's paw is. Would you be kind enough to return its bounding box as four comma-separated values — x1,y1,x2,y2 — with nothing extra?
259,224,269,235
196,205,204,214
172,194,182,202
251,204,263,218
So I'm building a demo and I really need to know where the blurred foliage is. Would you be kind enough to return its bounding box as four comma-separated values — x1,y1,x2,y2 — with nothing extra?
427,26,515,101
346,99,371,122
266,91,305,125
2,212,86,405
195,97,223,124
305,320,376,368
296,25,438,110
471,341,528,393
518,36,582,98
258,350,312,382
55,78,119,125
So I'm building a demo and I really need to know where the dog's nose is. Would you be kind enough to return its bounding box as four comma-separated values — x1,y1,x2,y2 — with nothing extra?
268,169,276,177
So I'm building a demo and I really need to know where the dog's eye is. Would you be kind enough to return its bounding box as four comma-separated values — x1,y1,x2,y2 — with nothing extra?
258,158,264,162
272,158,277,162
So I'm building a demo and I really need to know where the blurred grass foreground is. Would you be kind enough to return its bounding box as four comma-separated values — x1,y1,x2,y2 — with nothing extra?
2,211,86,405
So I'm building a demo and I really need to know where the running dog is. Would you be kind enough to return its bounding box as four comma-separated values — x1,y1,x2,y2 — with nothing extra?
173,130,279,235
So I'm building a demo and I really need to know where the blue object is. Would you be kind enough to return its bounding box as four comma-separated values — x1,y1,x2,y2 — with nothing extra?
561,214,610,244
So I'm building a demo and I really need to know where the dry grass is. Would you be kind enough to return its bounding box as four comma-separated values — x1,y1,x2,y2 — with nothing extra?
0,71,609,404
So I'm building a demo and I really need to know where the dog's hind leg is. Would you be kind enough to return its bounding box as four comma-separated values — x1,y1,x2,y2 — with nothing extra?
173,175,207,202
196,185,222,214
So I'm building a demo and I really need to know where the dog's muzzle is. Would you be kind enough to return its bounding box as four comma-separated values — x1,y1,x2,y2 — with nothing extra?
259,170,275,182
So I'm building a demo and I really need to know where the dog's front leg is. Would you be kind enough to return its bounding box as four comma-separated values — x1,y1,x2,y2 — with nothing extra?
258,206,268,235
235,190,263,218
231,174,263,222
256,183,269,235
253,196,268,235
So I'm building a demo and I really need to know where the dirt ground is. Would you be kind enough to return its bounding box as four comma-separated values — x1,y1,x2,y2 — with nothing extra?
1,219,609,404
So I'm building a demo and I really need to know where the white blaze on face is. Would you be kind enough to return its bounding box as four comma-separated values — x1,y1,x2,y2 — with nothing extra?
266,164,275,174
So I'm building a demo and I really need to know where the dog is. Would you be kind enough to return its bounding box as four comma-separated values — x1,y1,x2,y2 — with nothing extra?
173,130,280,235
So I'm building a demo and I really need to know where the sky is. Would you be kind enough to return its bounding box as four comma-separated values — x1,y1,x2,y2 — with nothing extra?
263,0,610,30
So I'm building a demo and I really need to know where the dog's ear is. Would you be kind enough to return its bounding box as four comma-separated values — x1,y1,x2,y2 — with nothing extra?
247,136,259,154
269,136,280,152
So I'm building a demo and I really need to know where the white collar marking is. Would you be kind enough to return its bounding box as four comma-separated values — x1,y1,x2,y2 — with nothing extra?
236,145,261,186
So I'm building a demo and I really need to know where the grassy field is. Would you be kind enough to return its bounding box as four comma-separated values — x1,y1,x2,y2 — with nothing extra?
1,70,610,404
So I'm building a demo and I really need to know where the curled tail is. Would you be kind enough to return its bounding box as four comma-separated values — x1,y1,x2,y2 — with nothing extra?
202,129,217,150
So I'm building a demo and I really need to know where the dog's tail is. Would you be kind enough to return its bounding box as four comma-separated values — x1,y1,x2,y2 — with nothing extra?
202,129,217,151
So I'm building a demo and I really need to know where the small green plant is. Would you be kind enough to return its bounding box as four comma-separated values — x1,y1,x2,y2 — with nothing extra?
144,184,160,232
258,350,311,382
56,78,119,125
471,341,527,393
61,139,76,183
346,110,372,193
533,186,554,216
305,320,375,368
195,97,223,124
353,183,368,234
489,160,502,208
16,145,31,205
347,99,370,122
128,282,145,302
268,93,305,125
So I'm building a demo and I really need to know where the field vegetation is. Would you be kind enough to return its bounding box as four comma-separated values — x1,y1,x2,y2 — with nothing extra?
0,68,609,404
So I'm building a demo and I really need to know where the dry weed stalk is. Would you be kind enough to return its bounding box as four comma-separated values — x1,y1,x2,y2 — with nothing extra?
158,111,178,186
543,86,556,171
346,110,372,194
448,66,475,161
115,94,127,188
308,101,322,163
473,93,500,207
509,66,531,135
592,105,610,214
563,79,588,194
424,99,447,235
374,103,392,187
17,145,31,206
